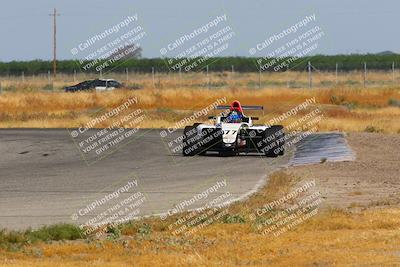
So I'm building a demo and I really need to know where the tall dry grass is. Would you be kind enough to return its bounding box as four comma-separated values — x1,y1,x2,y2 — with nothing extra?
1,70,400,92
1,87,399,111
0,73,400,132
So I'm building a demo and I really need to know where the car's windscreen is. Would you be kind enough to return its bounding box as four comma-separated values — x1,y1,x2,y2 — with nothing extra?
108,81,120,87
91,80,106,87
220,116,249,123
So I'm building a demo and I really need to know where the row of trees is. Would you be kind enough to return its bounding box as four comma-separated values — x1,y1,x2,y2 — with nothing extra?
0,54,399,75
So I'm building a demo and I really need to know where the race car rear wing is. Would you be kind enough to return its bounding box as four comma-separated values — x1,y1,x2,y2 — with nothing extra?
215,105,264,111
215,105,264,116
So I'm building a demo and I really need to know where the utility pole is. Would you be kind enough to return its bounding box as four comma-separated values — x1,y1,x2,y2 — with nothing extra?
392,62,395,83
152,67,155,87
206,65,210,89
363,62,367,88
308,61,312,89
49,8,60,79
335,63,338,85
178,67,182,87
286,65,290,88
231,65,234,86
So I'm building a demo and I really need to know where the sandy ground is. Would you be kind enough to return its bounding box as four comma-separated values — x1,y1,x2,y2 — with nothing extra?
292,132,400,210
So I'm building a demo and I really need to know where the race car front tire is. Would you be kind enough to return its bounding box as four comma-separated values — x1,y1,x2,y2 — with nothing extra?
264,125,285,157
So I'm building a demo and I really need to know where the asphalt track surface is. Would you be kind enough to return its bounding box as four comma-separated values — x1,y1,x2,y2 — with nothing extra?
0,129,352,230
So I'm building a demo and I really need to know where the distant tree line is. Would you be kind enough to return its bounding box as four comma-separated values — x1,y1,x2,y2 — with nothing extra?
0,54,399,75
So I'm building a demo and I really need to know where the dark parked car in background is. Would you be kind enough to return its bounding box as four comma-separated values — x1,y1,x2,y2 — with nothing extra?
64,79,122,92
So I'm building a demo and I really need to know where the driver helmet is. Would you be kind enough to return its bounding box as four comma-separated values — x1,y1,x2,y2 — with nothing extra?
228,111,242,123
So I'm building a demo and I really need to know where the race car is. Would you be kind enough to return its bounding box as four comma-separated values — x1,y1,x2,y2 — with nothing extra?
182,100,285,157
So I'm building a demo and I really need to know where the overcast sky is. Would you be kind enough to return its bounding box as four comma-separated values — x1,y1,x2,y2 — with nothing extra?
0,0,399,61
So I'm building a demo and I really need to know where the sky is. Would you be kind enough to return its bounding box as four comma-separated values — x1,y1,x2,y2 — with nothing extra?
0,0,399,61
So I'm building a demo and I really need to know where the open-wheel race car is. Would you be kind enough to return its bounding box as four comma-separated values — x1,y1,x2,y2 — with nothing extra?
182,100,285,157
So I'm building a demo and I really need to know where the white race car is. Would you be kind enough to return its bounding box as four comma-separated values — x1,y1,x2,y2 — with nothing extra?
182,100,285,157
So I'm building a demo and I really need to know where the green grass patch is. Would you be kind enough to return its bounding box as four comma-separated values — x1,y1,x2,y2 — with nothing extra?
388,98,400,107
0,224,83,251
364,125,383,133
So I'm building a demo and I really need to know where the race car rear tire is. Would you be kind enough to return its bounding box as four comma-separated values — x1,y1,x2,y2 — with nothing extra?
182,124,201,156
199,150,207,156
218,150,237,157
274,125,285,156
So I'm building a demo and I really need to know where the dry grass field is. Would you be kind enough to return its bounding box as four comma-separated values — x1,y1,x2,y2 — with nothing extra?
1,70,399,91
0,72,399,133
2,204,400,266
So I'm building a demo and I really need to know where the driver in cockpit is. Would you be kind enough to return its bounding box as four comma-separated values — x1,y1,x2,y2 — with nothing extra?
226,110,243,123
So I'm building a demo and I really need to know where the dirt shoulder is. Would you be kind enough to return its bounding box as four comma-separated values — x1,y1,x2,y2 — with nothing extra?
292,132,400,210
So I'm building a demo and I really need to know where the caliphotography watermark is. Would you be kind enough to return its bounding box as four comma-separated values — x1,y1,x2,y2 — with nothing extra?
250,180,323,237
71,179,146,238
160,14,235,72
162,179,233,237
70,13,147,73
68,97,146,164
161,178,228,219
254,97,325,156
249,13,325,72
